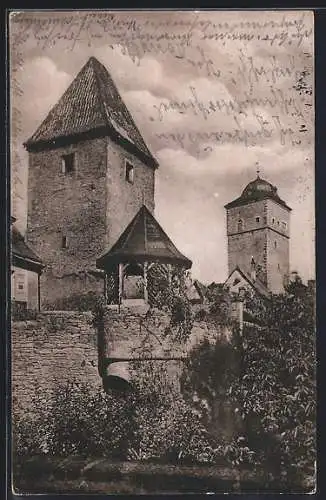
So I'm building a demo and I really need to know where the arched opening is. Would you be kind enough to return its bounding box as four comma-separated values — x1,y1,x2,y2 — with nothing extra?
123,263,144,300
102,362,132,393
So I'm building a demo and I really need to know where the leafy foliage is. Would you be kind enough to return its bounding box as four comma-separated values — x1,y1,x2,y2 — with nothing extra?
147,265,194,342
199,283,234,326
230,278,316,485
181,276,316,487
13,383,133,459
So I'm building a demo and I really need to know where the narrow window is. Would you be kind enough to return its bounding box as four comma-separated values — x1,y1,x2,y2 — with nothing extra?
62,153,75,174
272,217,275,224
277,220,280,226
256,216,260,223
125,161,134,184
278,263,281,270
237,219,243,232
62,236,68,249
282,221,287,230
274,241,277,249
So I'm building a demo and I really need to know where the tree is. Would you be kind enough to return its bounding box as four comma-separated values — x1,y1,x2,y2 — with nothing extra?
231,278,315,487
181,278,316,488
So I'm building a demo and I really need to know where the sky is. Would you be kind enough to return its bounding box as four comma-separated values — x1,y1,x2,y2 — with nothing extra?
10,10,314,284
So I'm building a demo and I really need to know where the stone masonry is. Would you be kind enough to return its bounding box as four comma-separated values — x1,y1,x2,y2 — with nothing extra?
27,136,155,306
226,198,290,293
12,308,232,418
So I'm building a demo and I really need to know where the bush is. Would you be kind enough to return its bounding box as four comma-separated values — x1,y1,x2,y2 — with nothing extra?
13,383,134,460
13,373,236,467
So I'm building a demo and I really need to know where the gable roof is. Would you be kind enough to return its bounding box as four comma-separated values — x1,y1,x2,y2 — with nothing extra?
96,205,192,269
11,226,44,273
224,266,270,299
24,57,158,169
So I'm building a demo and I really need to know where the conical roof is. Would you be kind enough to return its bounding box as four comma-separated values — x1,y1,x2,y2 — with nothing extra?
96,205,192,269
24,57,158,169
225,175,291,210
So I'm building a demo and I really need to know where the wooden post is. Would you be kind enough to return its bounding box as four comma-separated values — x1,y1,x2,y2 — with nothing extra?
103,273,107,304
37,273,41,312
167,264,172,286
143,261,148,303
118,263,124,312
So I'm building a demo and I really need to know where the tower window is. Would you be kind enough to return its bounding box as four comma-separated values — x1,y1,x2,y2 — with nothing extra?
272,217,275,224
256,216,260,223
125,161,134,184
61,236,68,249
282,221,287,230
274,241,277,249
237,219,243,231
62,153,75,174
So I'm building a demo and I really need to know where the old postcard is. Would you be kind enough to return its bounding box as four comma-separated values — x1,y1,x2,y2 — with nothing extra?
10,10,315,494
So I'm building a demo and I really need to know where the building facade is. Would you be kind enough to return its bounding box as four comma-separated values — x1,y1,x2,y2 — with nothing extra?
24,57,158,306
11,216,44,313
225,175,291,294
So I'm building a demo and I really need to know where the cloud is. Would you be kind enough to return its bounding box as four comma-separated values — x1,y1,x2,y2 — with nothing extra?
16,56,71,138
10,11,315,283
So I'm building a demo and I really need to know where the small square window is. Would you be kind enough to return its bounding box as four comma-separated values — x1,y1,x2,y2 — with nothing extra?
62,236,68,249
18,283,24,290
62,153,75,174
125,161,134,184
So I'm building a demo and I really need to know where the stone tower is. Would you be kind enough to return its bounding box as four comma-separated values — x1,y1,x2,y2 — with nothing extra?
225,174,291,294
24,57,158,306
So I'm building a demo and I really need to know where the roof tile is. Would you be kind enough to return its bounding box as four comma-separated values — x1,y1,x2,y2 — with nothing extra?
25,57,157,167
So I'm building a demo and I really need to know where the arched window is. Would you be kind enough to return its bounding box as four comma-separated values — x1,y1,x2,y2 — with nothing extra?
238,219,243,232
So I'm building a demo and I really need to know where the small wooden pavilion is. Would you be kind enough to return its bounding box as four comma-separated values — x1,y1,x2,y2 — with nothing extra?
96,205,192,307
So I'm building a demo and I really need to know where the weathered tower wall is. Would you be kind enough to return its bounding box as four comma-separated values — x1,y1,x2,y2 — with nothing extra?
27,136,155,307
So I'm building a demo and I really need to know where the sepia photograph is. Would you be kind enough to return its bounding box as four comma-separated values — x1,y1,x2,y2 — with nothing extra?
10,9,315,494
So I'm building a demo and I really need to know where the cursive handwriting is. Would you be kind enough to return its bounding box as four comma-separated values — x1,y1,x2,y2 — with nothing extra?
155,114,296,150
152,85,304,122
10,11,312,158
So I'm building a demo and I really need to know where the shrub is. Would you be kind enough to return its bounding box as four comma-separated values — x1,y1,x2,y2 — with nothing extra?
13,383,134,460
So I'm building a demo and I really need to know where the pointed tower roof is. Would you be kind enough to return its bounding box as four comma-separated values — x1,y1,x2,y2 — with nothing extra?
96,205,192,269
24,57,158,169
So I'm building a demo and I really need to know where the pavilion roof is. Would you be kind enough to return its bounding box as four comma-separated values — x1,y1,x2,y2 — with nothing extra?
97,205,192,270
